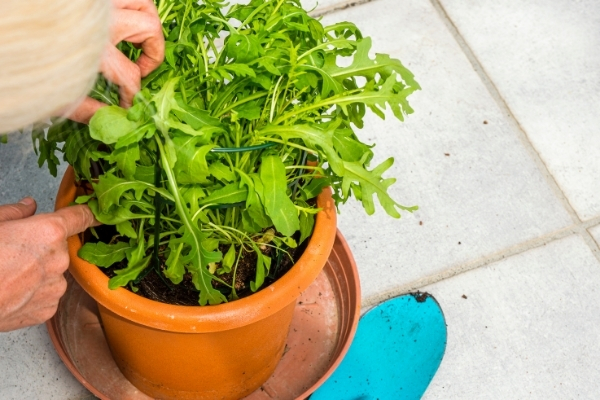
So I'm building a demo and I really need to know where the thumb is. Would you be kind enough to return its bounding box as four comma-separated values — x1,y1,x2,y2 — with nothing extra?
0,197,37,223
53,205,101,239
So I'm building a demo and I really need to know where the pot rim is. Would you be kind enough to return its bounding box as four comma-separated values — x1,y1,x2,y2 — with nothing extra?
57,167,337,333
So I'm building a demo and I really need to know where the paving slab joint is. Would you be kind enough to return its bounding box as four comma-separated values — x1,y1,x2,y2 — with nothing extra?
427,0,600,265
361,222,600,309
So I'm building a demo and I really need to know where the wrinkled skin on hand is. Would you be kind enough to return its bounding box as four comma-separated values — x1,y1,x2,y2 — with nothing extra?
0,198,97,332
68,0,165,123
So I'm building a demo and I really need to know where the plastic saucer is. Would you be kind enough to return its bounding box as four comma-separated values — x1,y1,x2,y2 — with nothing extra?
46,230,360,400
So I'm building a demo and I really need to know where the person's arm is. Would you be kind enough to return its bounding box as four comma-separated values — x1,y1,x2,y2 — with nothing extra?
68,0,165,124
0,199,97,332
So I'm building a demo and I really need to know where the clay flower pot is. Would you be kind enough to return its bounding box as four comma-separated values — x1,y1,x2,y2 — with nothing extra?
55,167,337,399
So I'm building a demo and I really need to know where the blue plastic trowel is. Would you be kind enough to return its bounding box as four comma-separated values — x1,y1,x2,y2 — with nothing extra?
310,293,447,400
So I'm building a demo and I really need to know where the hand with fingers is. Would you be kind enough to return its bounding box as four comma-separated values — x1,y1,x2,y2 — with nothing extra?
69,0,165,124
0,198,98,332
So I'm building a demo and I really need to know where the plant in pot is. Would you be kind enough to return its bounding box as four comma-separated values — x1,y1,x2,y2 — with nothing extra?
34,0,419,398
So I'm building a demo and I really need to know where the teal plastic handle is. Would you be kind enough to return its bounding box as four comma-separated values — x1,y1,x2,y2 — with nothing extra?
310,294,447,400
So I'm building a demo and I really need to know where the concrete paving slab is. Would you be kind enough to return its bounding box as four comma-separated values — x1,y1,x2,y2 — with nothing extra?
320,0,572,304
588,224,600,248
0,132,67,214
0,326,91,400
0,133,85,399
422,234,600,399
437,0,600,221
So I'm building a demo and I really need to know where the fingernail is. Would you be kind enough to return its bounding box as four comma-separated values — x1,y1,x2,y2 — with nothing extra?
19,197,34,205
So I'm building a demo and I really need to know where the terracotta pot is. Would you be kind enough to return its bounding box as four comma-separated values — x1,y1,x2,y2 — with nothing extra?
55,167,337,399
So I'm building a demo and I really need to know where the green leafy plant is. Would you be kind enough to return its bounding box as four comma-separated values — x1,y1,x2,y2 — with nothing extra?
33,0,419,305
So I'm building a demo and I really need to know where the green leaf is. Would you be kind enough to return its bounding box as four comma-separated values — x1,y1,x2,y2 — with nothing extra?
221,245,236,273
209,162,236,182
109,255,151,290
173,137,215,184
173,96,223,130
260,124,344,174
89,106,140,144
233,101,262,120
115,124,155,149
250,251,271,292
298,201,316,244
152,77,180,133
199,183,247,205
156,137,226,306
342,157,418,218
108,223,151,289
225,34,261,63
78,242,131,267
88,200,147,225
93,174,154,212
324,37,419,87
63,129,104,180
116,220,137,239
333,129,373,163
134,165,155,184
106,144,140,180
165,41,178,67
259,156,299,237
164,241,185,284
301,178,329,200
298,64,343,96
239,172,272,232
220,63,257,78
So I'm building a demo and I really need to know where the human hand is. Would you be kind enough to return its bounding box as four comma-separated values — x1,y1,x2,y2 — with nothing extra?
0,198,98,332
68,0,165,124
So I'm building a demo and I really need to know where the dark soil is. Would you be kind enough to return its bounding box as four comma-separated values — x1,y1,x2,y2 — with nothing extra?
410,291,431,303
93,224,308,306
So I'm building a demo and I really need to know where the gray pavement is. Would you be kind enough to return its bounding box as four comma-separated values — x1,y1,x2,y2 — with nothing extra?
1,0,600,398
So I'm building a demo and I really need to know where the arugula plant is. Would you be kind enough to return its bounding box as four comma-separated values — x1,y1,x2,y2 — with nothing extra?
33,0,420,305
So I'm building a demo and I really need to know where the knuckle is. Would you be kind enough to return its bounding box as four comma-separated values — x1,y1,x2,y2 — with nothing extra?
40,306,58,322
54,251,70,274
55,277,68,297
41,218,67,241
124,64,142,90
151,17,163,35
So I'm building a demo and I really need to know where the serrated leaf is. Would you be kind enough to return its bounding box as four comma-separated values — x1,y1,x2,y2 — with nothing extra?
63,130,104,180
107,144,140,180
199,183,247,205
78,241,131,267
116,220,137,239
250,250,271,292
299,210,315,244
109,255,151,289
225,34,261,63
173,137,215,184
89,106,140,144
342,157,418,218
173,96,223,130
115,124,155,149
233,101,262,120
221,245,236,273
164,241,185,284
333,129,373,163
134,165,155,184
259,156,299,237
209,161,235,182
93,174,154,212
324,37,419,87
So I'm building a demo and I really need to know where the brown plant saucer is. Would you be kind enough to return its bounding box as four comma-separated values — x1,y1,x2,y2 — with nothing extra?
46,230,360,400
